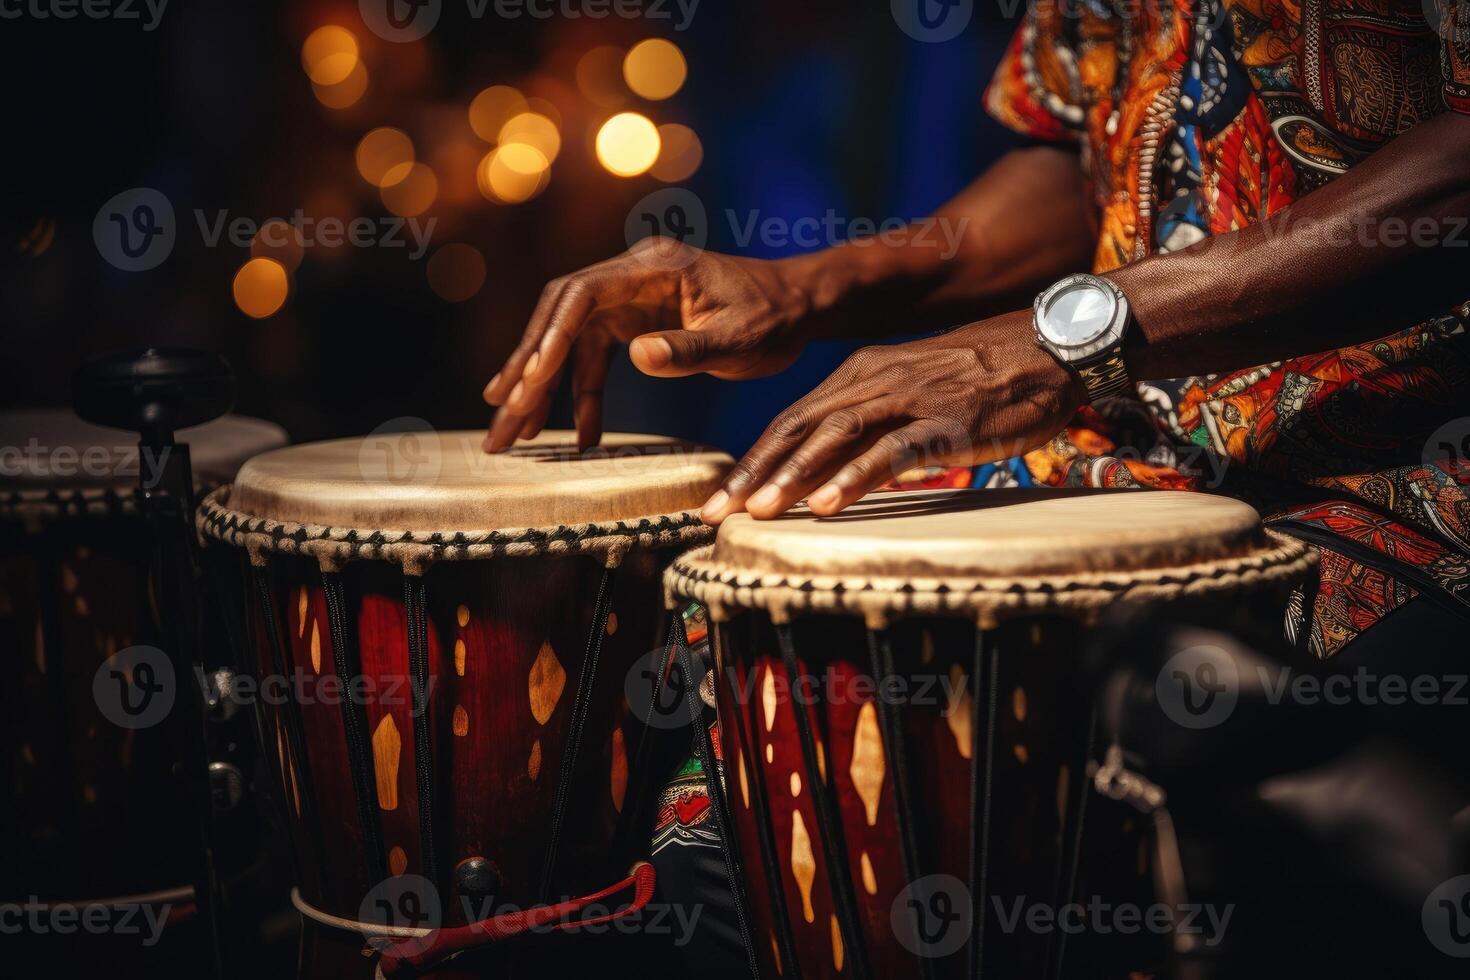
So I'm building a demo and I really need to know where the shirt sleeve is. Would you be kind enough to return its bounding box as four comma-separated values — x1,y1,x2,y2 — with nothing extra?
983,3,1086,143
1441,0,1470,113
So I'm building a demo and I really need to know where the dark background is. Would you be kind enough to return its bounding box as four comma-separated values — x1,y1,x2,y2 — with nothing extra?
0,0,1024,457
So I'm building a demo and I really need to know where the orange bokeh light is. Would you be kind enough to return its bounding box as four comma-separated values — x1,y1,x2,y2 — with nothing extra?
356,127,415,187
233,258,289,319
302,26,359,87
595,113,661,177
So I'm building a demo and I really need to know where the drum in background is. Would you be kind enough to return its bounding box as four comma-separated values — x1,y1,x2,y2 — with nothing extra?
0,409,287,974
197,430,731,979
665,488,1316,980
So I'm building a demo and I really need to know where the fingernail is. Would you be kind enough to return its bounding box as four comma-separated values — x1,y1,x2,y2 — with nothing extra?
508,380,525,406
525,351,541,377
700,490,729,522
810,484,841,510
747,485,780,512
634,337,671,370
488,372,501,391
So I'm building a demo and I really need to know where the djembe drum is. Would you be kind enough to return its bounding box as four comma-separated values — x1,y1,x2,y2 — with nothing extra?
196,430,731,978
664,488,1315,980
0,408,286,976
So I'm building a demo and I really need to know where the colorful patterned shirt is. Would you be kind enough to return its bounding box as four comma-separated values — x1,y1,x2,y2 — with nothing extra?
976,0,1470,655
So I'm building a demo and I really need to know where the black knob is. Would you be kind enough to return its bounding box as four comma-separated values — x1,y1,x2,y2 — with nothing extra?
454,856,501,903
73,347,236,443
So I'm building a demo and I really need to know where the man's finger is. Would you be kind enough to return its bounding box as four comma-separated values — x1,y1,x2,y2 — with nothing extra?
485,277,573,406
573,338,615,450
808,422,952,515
483,405,528,453
742,401,906,519
630,328,751,378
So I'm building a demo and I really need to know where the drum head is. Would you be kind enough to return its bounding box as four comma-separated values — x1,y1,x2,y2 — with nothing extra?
670,488,1315,623
712,488,1269,578
225,430,731,531
0,409,287,488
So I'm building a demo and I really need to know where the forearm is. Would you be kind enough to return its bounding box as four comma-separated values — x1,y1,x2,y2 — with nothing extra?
1112,112,1470,380
782,144,1097,340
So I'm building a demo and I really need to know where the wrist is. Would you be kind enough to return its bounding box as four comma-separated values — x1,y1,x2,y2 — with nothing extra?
984,309,1088,413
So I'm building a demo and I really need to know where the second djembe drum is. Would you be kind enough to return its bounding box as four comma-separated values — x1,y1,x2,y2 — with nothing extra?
664,488,1315,980
198,430,731,978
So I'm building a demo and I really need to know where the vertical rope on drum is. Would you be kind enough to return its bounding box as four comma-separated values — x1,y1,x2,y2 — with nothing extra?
968,631,999,980
321,570,388,884
403,576,440,886
254,565,325,881
537,566,617,902
671,618,762,980
867,629,938,980
1044,704,1096,980
776,622,874,980
729,620,805,980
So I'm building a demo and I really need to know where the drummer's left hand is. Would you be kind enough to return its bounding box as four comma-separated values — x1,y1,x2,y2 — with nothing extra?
700,310,1085,523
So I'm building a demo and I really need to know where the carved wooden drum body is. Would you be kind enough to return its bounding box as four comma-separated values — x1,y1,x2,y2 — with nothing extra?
198,431,730,979
665,488,1315,980
0,409,287,975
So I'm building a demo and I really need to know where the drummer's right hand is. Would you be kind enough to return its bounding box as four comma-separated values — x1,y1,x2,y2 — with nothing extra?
483,238,817,452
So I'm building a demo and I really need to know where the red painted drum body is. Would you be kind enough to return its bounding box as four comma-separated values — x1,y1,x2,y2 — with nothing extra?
198,430,731,979
665,488,1315,980
0,410,287,977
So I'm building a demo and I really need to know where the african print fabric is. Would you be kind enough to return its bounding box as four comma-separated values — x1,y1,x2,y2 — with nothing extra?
978,0,1470,656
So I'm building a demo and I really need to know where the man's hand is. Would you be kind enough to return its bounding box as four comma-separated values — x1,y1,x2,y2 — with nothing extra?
700,310,1084,523
483,238,816,451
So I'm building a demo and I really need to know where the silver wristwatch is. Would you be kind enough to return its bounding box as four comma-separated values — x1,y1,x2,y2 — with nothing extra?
1032,273,1134,403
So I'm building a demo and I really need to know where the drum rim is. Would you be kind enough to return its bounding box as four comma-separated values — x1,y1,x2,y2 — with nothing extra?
663,533,1317,628
196,484,715,574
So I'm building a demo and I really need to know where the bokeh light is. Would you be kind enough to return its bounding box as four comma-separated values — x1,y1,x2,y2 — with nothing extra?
576,46,626,107
379,163,438,216
233,258,289,319
427,244,488,302
301,26,359,87
651,123,703,182
497,112,561,164
313,60,369,109
469,85,527,143
250,219,305,273
595,113,661,177
623,39,687,100
356,127,416,188
477,145,551,204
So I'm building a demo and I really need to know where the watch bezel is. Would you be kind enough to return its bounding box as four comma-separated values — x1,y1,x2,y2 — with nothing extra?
1032,273,1130,363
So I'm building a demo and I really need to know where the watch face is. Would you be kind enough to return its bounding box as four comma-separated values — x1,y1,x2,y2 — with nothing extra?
1038,281,1116,348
